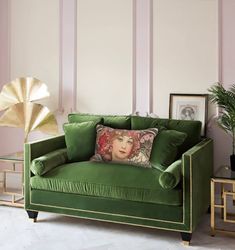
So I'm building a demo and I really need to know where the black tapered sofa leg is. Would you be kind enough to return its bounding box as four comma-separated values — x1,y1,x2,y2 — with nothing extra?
26,210,38,222
180,232,192,245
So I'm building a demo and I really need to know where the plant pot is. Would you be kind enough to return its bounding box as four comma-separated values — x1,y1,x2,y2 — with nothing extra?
230,154,235,171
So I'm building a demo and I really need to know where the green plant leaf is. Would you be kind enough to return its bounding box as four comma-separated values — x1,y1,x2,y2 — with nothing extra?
208,82,235,154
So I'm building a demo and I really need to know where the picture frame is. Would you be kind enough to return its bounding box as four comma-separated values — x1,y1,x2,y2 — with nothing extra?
169,94,208,136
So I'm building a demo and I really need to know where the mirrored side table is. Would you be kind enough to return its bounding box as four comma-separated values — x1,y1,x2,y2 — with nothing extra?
0,152,24,207
211,166,235,236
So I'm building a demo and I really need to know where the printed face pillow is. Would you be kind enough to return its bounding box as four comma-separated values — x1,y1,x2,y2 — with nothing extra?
91,125,158,168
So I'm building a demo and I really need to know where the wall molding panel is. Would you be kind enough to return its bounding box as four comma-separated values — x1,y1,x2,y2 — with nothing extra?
220,0,235,88
134,0,153,114
218,0,223,83
132,0,136,113
0,0,10,86
77,0,133,115
153,0,218,118
10,0,60,112
60,0,77,113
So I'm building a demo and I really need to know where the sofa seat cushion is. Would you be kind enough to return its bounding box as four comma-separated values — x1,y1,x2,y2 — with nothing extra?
30,161,182,206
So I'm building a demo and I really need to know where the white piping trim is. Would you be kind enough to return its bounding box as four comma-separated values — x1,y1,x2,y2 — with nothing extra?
27,208,191,233
26,137,213,232
30,201,183,224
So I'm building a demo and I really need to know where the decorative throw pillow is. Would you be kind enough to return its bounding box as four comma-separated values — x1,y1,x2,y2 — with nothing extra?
91,125,158,168
63,119,102,162
150,129,187,171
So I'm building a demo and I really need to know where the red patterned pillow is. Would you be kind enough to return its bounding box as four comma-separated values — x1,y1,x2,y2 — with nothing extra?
91,125,158,167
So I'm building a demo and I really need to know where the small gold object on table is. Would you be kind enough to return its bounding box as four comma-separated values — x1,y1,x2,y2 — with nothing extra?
211,166,235,236
0,152,24,207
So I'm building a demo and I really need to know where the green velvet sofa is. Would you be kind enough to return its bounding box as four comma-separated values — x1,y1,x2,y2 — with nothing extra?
24,114,213,245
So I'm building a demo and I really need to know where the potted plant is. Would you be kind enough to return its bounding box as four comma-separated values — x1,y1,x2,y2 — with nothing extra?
208,82,235,171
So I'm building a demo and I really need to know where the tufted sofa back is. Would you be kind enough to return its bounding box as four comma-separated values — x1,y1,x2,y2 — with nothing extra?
68,113,202,156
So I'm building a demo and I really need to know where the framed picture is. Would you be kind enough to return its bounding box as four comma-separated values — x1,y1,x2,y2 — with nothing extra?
169,94,208,136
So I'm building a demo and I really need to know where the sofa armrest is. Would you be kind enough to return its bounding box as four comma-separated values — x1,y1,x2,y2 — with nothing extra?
183,138,213,232
24,135,66,208
25,134,66,160
159,160,181,190
31,148,68,176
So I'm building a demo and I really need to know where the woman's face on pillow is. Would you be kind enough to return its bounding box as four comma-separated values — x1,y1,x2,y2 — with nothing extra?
112,135,134,161
91,125,158,167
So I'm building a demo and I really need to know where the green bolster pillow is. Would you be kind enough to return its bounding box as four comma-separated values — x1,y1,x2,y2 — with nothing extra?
31,148,68,176
159,160,182,190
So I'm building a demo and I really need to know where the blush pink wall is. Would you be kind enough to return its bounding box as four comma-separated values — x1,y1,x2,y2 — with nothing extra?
0,0,77,155
212,0,235,168
221,0,235,87
134,0,153,114
0,0,235,170
60,0,77,113
0,0,24,155
0,0,10,86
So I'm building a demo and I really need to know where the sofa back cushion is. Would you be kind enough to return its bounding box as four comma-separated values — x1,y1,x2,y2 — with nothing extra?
150,129,187,170
68,113,131,129
63,120,101,162
131,116,201,155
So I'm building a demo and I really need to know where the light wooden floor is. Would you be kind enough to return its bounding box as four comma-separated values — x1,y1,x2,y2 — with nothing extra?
0,206,234,250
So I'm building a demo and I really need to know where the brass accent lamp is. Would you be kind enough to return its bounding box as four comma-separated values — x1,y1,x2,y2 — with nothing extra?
0,77,58,142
